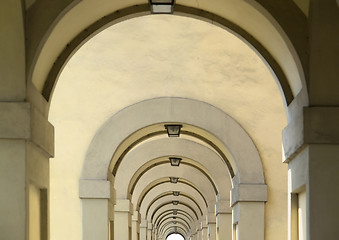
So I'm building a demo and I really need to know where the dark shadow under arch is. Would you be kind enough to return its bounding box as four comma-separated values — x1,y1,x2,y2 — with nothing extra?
137,178,208,211
43,4,293,105
129,158,218,196
151,201,199,221
145,191,204,218
154,209,194,226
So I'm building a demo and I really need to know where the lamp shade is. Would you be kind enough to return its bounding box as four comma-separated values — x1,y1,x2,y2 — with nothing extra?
173,191,180,196
149,0,175,14
164,124,182,137
170,157,182,166
169,177,179,183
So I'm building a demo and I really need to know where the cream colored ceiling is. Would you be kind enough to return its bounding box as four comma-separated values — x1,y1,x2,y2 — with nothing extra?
49,14,287,239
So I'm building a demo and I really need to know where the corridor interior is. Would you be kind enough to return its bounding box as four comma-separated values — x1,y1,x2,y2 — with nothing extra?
48,14,288,240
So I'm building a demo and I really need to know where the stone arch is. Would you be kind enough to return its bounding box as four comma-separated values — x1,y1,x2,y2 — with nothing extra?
143,192,205,218
146,195,204,221
30,2,306,108
115,138,231,200
81,97,265,185
155,210,194,227
137,181,208,213
80,97,268,240
158,215,191,232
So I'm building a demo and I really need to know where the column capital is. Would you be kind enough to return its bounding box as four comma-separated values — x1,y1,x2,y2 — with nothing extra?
115,199,133,214
132,210,141,223
140,219,148,228
0,102,54,156
283,107,339,162
231,184,267,207
206,213,216,224
201,221,208,229
147,222,153,230
195,220,202,231
215,200,232,215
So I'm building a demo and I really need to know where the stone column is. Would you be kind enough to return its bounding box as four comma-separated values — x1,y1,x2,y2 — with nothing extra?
202,221,209,240
114,199,133,240
79,180,112,240
231,183,267,240
140,219,148,240
132,211,141,240
197,226,203,240
147,222,153,240
216,200,232,240
0,102,54,240
283,107,339,239
151,229,156,240
207,213,217,240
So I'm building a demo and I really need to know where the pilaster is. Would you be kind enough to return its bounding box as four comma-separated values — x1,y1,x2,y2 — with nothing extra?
114,199,133,240
0,97,54,240
231,184,266,240
80,180,112,240
140,219,148,240
132,211,141,240
147,222,153,240
215,200,232,240
283,106,339,239
207,212,216,240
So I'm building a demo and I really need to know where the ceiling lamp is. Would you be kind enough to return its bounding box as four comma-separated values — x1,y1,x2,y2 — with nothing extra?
172,200,179,205
173,191,180,196
169,177,179,183
149,0,175,14
173,221,177,224
173,209,178,215
169,157,182,167
164,124,182,137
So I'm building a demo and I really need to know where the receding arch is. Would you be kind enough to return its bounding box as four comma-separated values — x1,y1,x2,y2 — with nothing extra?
154,210,194,227
111,127,234,178
164,227,187,239
141,189,207,215
151,202,199,222
81,97,265,185
150,201,200,222
166,232,185,240
34,3,303,106
158,216,191,232
159,221,189,237
136,178,208,211
132,167,216,216
128,158,218,196
114,137,232,200
145,194,204,219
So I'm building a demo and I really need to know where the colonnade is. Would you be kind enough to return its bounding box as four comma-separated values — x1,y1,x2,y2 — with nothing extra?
1,1,339,240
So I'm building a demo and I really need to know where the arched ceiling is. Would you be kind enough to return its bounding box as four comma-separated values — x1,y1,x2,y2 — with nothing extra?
49,14,287,239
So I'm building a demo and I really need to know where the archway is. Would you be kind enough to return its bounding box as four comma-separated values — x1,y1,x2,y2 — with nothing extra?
166,233,185,240
48,12,289,240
